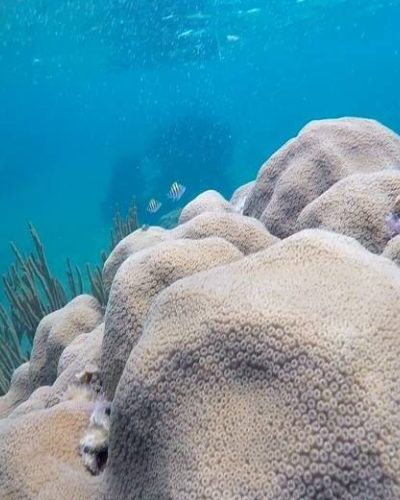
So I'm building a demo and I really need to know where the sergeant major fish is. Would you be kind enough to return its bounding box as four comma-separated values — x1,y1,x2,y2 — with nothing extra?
167,182,186,201
147,198,162,213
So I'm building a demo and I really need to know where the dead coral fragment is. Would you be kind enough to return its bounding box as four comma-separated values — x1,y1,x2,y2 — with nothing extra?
75,362,100,386
80,395,111,475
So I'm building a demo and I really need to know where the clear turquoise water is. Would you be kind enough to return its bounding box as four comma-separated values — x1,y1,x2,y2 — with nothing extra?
0,0,399,279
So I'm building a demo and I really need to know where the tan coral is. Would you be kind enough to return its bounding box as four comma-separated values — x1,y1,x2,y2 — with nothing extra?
172,211,279,256
57,325,102,377
296,170,400,253
28,310,62,392
383,235,400,265
178,190,235,224
101,237,243,399
8,385,52,419
0,362,31,420
101,211,277,299
28,295,103,392
229,180,255,213
102,226,169,293
102,230,400,499
393,194,400,214
244,117,400,237
0,400,99,499
46,324,104,407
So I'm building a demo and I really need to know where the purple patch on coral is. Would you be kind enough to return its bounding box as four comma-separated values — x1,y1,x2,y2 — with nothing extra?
386,212,400,238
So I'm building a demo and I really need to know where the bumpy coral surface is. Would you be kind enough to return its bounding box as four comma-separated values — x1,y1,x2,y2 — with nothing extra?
230,180,255,213
103,230,400,499
244,118,400,238
0,400,98,499
47,324,104,407
102,226,169,293
101,237,243,399
383,234,400,265
0,362,31,419
7,385,52,419
296,171,400,253
3,117,400,500
178,190,235,224
29,295,103,391
173,211,279,255
102,209,277,295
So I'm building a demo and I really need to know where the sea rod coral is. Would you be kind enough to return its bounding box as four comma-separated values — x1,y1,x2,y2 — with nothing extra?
0,200,139,395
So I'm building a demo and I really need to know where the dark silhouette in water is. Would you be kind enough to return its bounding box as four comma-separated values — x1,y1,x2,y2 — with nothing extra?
103,112,234,221
148,113,234,191
102,156,142,220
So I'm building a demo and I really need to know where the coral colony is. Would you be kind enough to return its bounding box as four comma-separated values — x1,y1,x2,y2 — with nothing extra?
2,118,400,498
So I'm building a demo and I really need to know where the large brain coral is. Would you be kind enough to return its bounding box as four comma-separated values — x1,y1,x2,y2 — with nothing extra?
101,237,243,399
102,230,400,499
29,295,103,391
244,118,400,238
296,170,400,253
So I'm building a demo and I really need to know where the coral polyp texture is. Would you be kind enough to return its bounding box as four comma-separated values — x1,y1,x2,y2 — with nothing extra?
101,237,243,399
244,117,400,238
102,230,400,499
178,189,235,224
296,170,400,253
29,294,103,392
230,180,256,213
1,117,400,499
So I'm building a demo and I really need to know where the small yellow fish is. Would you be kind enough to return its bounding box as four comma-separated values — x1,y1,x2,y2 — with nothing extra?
147,199,162,213
167,181,186,201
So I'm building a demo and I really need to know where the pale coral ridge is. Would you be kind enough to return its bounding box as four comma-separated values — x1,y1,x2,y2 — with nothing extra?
244,118,400,239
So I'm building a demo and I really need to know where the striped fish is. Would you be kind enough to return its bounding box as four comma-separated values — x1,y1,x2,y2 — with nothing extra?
167,181,186,201
147,198,162,213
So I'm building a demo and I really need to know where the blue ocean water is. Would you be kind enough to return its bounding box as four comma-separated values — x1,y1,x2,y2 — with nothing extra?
0,0,399,279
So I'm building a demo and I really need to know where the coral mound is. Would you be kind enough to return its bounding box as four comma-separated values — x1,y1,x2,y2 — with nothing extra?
173,211,279,255
0,362,30,419
296,170,400,253
29,295,103,392
3,116,400,499
101,237,243,399
244,117,400,238
102,208,277,292
0,400,99,499
383,235,400,265
102,226,169,293
230,180,255,213
178,189,235,224
103,230,400,499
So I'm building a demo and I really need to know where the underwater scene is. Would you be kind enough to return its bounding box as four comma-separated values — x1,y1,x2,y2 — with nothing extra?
1,0,400,498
